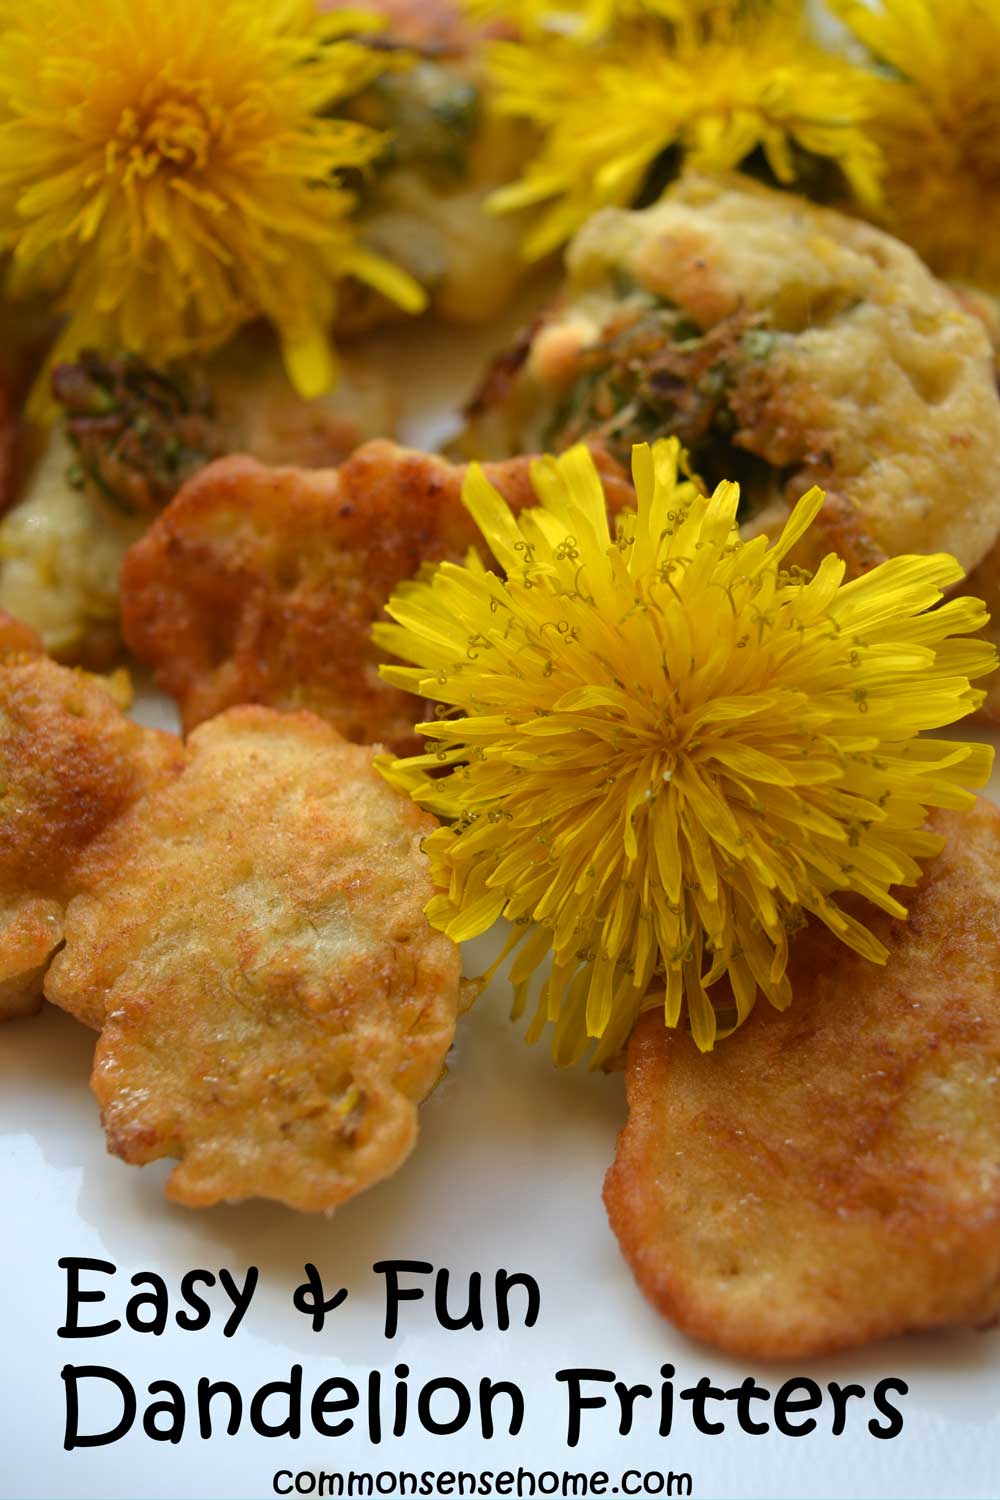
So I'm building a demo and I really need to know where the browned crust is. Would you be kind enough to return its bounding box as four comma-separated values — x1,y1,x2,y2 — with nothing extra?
45,706,461,1212
120,440,634,751
0,657,178,898
604,802,1000,1360
0,653,461,1211
0,608,42,657
0,647,462,1208
0,652,181,1021
463,307,551,425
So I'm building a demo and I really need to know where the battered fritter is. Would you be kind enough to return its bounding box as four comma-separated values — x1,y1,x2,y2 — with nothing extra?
45,707,461,1212
0,295,57,515
0,640,460,1207
0,644,179,1020
332,0,535,331
119,440,634,751
0,333,397,666
0,607,41,655
458,173,1000,577
604,802,1000,1360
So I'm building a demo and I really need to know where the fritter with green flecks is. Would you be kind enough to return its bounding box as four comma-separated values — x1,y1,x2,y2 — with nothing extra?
457,173,1000,578
46,707,461,1212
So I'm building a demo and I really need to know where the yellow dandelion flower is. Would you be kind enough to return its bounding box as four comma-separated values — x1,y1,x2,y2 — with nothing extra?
833,0,1000,289
376,439,995,1066
485,9,882,256
0,0,426,400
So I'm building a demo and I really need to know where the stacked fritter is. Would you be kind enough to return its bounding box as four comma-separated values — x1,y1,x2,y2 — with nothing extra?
0,628,461,1212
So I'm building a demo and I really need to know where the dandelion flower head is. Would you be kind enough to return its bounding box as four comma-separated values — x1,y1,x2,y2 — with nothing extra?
0,0,426,398
376,440,995,1065
833,0,1000,290
478,1,882,256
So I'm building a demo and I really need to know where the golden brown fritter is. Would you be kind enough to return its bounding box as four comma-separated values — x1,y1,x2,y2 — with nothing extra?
604,802,1000,1360
0,640,458,1208
459,173,1000,578
0,295,58,516
120,439,635,752
209,326,398,471
0,607,42,656
0,650,179,1020
0,333,397,667
45,707,461,1212
328,0,536,333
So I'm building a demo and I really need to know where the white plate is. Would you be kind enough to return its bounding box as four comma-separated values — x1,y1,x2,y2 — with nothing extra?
3,310,999,1500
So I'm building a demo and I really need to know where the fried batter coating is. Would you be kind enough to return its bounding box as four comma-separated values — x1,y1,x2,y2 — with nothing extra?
459,173,1000,577
604,803,1000,1360
45,707,461,1212
208,326,398,471
0,295,57,515
0,644,458,1208
120,440,634,751
0,650,179,1019
0,334,396,666
0,607,42,655
330,0,536,332
0,429,146,667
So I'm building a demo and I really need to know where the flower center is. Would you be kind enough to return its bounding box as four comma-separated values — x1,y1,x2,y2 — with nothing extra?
112,79,226,180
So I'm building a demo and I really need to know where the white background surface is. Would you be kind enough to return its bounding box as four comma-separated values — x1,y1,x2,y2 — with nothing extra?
2,309,999,1500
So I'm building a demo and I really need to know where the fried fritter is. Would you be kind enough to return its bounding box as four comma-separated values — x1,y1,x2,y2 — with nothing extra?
209,326,398,471
120,440,635,751
0,640,458,1208
604,802,1000,1360
0,294,57,516
0,607,42,656
331,0,536,332
459,173,1000,577
45,707,461,1212
0,334,397,666
0,429,146,667
0,650,179,1019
